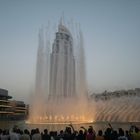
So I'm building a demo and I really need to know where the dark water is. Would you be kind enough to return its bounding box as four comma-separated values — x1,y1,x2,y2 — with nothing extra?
1,121,140,132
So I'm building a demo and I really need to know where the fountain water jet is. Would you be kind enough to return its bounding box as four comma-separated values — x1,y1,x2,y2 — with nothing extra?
27,20,140,124
27,20,94,124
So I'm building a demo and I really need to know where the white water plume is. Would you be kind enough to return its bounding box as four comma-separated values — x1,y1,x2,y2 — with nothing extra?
28,20,93,124
28,20,140,124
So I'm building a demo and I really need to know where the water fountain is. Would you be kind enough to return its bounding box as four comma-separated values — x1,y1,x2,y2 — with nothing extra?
27,20,94,124
26,20,140,127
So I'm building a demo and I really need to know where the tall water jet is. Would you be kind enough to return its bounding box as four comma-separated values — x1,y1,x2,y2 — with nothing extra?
28,20,93,124
27,21,140,124
49,22,76,99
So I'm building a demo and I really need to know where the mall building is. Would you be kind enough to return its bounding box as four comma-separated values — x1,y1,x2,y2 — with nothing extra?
0,88,28,120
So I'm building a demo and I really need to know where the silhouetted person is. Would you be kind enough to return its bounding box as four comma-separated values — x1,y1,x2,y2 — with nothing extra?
131,126,140,140
118,128,128,140
125,130,132,140
57,130,64,140
42,129,50,140
32,128,41,140
10,126,20,140
0,129,10,140
20,129,30,140
110,130,118,140
95,130,104,140
76,130,85,140
86,126,96,140
104,128,112,140
63,126,75,140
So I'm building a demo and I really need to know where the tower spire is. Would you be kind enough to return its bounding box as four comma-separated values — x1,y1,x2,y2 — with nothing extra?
59,16,63,26
59,12,65,26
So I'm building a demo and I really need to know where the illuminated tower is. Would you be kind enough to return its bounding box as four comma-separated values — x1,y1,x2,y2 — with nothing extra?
49,23,76,98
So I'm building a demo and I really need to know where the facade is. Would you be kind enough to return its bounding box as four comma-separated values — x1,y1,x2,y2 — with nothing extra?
0,88,28,120
0,89,13,119
49,23,76,98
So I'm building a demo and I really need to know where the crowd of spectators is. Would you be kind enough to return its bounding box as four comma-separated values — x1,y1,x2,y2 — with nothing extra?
0,124,140,140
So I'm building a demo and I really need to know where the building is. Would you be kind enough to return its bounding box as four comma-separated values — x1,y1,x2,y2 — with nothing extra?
0,88,28,121
49,23,76,99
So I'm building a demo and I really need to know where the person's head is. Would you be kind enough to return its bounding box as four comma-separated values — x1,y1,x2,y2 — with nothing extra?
60,130,63,134
24,129,29,135
112,130,118,136
65,127,71,134
98,130,103,136
135,127,139,133
119,128,124,136
13,127,17,133
44,129,48,134
35,128,40,134
17,129,21,134
88,128,93,134
79,130,83,135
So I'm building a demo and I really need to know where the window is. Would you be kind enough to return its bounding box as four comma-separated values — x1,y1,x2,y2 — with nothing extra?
56,33,60,39
65,35,69,41
56,44,59,53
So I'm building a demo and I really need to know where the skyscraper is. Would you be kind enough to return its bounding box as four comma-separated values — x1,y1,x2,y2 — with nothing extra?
30,21,90,123
49,22,76,99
